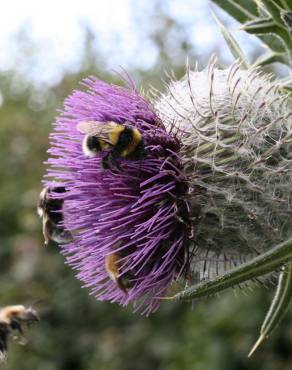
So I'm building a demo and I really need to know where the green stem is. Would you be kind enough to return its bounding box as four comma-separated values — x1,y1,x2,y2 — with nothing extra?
171,238,292,301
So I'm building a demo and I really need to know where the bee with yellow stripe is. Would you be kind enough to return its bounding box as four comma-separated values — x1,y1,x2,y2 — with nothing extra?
0,305,39,360
37,186,72,245
77,121,146,169
105,253,133,293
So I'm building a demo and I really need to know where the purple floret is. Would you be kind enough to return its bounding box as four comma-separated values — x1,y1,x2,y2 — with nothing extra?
45,76,190,314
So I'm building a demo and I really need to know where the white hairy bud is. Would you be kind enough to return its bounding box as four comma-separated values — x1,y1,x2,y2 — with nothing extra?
154,58,292,280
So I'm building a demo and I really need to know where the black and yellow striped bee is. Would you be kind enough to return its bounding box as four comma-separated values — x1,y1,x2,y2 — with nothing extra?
105,253,133,293
37,186,72,245
77,121,146,169
0,305,39,360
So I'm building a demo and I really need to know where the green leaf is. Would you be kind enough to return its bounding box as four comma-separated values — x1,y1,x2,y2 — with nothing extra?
253,51,280,66
212,0,259,23
248,262,292,357
261,0,286,24
164,238,292,301
281,10,292,30
281,0,292,10
212,11,249,68
242,17,292,49
242,17,277,33
212,0,292,65
253,51,292,67
260,34,287,52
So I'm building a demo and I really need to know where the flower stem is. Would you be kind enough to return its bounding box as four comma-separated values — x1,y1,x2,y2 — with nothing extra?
169,238,292,301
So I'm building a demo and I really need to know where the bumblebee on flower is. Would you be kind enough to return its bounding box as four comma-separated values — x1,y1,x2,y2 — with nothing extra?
43,76,191,314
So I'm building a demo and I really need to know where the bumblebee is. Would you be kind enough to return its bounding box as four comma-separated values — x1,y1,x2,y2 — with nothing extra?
37,186,72,245
77,121,146,169
0,305,39,360
105,253,133,293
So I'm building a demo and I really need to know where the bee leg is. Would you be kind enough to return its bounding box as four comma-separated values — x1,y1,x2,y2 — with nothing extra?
102,152,121,171
112,155,121,171
116,277,128,294
102,153,111,169
10,318,22,334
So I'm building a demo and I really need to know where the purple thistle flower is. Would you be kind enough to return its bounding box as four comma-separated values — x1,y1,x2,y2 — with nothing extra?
44,76,190,314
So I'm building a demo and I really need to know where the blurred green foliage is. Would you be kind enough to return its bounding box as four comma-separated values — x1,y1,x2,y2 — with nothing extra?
0,3,291,369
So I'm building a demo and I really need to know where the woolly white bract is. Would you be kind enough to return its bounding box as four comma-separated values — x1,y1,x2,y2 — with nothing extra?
154,58,292,281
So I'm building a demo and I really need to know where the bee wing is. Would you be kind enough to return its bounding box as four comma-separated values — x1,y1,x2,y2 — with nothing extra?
76,121,118,143
76,121,102,135
76,121,118,135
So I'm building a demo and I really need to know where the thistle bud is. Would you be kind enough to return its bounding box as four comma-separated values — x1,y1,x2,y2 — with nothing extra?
154,59,292,280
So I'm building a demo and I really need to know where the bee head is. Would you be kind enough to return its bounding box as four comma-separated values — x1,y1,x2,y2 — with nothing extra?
4,306,39,325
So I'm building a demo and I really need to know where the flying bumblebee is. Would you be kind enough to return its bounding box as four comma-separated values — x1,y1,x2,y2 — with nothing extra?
37,186,72,245
77,121,146,169
0,305,39,360
105,253,133,293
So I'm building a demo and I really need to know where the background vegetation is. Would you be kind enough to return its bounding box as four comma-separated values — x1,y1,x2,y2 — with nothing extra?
0,1,291,369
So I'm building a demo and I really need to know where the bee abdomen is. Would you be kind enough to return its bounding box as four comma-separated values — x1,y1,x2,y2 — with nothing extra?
38,186,72,246
43,218,72,245
116,126,142,157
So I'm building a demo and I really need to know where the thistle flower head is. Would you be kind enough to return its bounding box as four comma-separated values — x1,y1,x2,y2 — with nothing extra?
154,58,292,280
45,77,190,314
44,59,292,313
